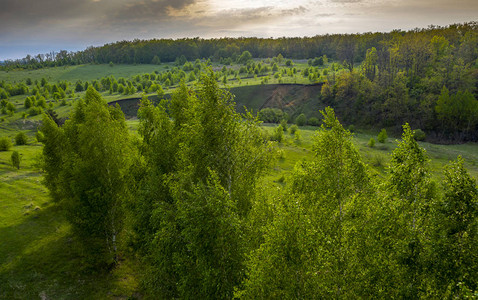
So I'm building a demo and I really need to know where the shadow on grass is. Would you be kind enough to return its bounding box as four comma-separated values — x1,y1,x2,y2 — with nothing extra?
0,204,141,299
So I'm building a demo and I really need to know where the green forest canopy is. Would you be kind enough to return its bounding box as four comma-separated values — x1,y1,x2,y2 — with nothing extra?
38,71,478,298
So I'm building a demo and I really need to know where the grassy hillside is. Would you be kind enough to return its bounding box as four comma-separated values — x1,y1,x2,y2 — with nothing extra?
0,64,166,83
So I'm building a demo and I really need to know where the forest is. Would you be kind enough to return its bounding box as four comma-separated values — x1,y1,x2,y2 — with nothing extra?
0,22,477,298
34,73,478,298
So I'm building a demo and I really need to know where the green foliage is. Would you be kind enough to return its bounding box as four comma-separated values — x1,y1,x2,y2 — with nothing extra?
307,116,319,126
11,150,21,169
35,130,45,143
24,97,33,109
243,107,371,298
294,130,302,141
295,113,307,126
435,87,478,134
258,108,284,123
377,128,387,143
270,125,284,142
237,51,253,64
389,123,431,200
280,119,288,131
41,86,136,266
6,101,16,113
289,124,298,134
0,136,12,151
384,123,435,296
414,129,426,141
429,156,478,295
151,55,161,65
368,137,375,147
136,71,273,297
28,106,43,116
15,132,28,145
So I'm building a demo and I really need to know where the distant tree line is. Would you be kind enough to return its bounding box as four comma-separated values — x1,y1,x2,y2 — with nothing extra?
2,22,476,70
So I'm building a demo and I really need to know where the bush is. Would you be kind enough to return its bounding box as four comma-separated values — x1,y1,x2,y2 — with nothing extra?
348,124,355,132
295,113,307,126
6,101,16,113
289,124,298,135
0,137,12,151
308,117,320,126
11,151,21,169
414,129,426,141
35,131,45,143
15,132,28,145
24,97,33,109
258,108,284,123
28,106,43,116
271,125,284,142
368,137,376,148
294,130,302,141
280,119,288,131
377,129,387,143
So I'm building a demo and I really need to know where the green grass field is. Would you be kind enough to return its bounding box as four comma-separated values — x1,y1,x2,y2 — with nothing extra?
0,64,168,83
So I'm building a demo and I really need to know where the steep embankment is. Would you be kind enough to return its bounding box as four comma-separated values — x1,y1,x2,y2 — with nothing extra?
231,83,324,119
111,84,324,119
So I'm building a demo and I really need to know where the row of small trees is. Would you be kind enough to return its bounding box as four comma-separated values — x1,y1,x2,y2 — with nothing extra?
40,72,478,298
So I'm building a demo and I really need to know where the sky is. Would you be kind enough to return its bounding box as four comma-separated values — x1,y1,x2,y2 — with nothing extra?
1,0,477,60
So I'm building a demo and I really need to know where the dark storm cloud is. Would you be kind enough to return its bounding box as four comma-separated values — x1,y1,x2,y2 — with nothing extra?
0,0,92,36
0,0,200,38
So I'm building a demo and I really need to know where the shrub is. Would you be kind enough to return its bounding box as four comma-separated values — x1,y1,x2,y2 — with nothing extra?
308,117,320,126
294,130,302,141
6,101,16,113
36,97,47,108
289,124,298,135
24,97,33,109
295,113,307,126
0,137,12,151
28,106,43,116
35,131,45,143
271,125,284,142
368,137,376,148
377,129,387,143
258,108,283,123
414,129,426,141
11,151,21,169
15,132,28,145
280,119,288,131
348,124,355,132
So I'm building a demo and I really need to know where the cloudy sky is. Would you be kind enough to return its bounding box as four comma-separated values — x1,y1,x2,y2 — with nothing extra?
1,0,477,60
